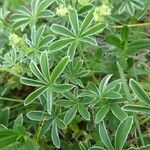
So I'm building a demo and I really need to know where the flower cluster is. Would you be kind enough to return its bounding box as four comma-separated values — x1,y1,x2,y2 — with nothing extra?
9,33,22,48
56,5,71,17
93,3,111,23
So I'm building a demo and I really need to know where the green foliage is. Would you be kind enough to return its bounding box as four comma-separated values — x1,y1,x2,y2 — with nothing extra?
0,0,150,149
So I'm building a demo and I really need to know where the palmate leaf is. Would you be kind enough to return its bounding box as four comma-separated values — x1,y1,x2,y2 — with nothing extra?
115,116,133,150
118,0,144,16
21,52,71,114
130,79,150,106
49,10,107,59
12,0,54,30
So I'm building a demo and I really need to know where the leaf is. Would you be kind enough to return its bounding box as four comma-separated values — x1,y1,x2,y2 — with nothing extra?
104,91,122,99
117,62,132,103
24,87,48,106
123,104,150,115
0,107,10,126
56,119,66,129
115,116,133,150
27,111,50,121
121,26,129,43
47,88,53,114
0,135,18,148
103,79,122,95
111,105,127,121
95,105,109,124
81,36,97,46
40,118,53,135
89,146,105,150
106,34,122,48
52,84,74,93
80,11,93,34
31,0,40,14
63,91,76,100
50,56,69,83
13,114,23,129
64,106,77,125
126,39,150,54
49,38,75,52
51,121,60,148
51,24,75,37
55,100,73,107
68,9,79,35
40,52,50,82
37,0,54,13
130,79,150,106
67,41,78,60
34,25,46,46
79,141,89,150
29,61,46,82
81,23,107,37
38,10,55,18
118,0,144,16
19,138,39,150
99,74,112,95
20,77,46,87
0,128,18,136
78,105,90,120
99,122,114,150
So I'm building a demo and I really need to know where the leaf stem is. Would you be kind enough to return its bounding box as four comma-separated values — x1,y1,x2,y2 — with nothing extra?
114,22,150,28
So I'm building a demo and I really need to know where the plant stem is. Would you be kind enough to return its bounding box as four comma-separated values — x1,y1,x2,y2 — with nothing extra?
117,62,145,146
114,22,150,28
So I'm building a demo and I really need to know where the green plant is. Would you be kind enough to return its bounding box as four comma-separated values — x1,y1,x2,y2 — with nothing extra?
0,0,150,149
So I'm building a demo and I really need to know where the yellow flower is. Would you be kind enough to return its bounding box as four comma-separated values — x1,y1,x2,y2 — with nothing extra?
9,33,22,48
56,5,69,17
93,4,111,22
